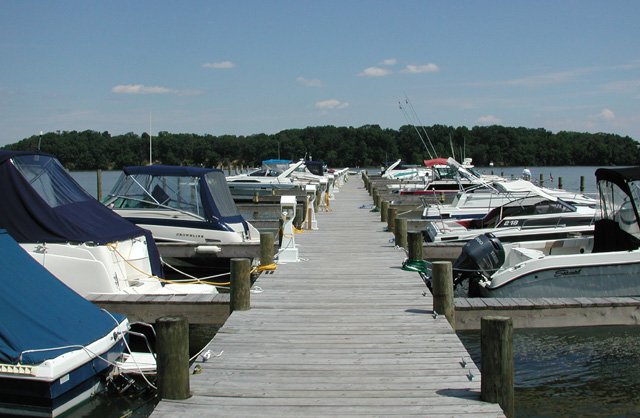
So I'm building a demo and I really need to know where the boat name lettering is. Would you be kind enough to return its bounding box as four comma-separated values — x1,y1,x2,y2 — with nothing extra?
554,268,582,277
176,233,205,239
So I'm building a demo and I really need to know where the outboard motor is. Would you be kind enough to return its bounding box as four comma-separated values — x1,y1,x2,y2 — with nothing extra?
452,233,505,287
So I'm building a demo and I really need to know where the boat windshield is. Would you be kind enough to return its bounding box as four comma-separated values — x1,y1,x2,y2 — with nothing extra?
204,171,242,218
11,154,91,208
107,173,206,217
599,178,640,238
476,196,575,228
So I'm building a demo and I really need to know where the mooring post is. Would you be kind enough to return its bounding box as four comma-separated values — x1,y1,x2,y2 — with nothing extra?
539,173,544,188
96,169,103,201
260,232,274,266
558,176,563,189
294,206,303,229
580,175,585,192
387,207,397,233
156,316,190,400
431,261,455,328
407,231,423,261
394,218,408,249
481,316,514,418
230,258,251,311
362,172,369,192
380,200,389,222
372,189,379,208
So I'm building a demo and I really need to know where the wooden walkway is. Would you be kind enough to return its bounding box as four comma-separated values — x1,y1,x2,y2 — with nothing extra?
151,177,505,417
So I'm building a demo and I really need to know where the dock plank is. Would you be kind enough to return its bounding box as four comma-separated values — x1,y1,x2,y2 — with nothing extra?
151,178,504,417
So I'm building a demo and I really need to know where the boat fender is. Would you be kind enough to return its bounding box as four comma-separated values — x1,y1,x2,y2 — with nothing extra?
195,245,222,254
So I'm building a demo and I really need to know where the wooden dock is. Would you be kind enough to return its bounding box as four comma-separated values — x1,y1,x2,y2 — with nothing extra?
455,296,640,330
150,176,505,417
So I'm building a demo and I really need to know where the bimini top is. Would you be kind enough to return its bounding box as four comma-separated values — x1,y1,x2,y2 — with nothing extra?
596,166,640,196
0,229,125,365
114,164,247,227
0,151,163,275
123,164,218,178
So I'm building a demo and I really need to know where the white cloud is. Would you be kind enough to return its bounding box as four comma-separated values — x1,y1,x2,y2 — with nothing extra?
596,108,616,121
381,58,397,66
477,115,502,125
112,84,173,94
358,67,392,77
401,63,439,74
315,99,349,110
296,76,323,87
202,61,235,69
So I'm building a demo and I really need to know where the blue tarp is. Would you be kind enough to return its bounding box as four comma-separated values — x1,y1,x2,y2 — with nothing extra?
0,151,163,277
0,229,125,365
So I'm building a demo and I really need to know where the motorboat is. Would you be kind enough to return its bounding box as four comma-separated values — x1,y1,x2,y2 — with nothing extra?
0,151,217,297
225,159,304,198
103,165,261,271
448,166,640,298
0,228,129,416
421,178,597,220
381,159,430,180
388,157,503,196
424,194,596,244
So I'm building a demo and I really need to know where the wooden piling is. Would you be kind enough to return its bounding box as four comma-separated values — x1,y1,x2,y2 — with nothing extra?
307,206,313,230
394,218,407,249
538,173,544,188
387,207,397,233
294,207,303,228
372,189,379,208
380,201,389,222
580,175,585,192
230,258,251,311
156,316,190,400
407,231,423,261
96,169,103,201
260,232,274,266
431,261,454,328
558,176,563,189
481,316,514,418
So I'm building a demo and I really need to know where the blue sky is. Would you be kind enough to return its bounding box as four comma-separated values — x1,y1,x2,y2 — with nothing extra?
1,0,639,146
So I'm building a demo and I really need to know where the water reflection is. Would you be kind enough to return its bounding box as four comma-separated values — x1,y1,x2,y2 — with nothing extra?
458,326,640,417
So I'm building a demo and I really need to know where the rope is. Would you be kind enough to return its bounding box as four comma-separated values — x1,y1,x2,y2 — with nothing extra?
107,242,222,287
255,263,277,272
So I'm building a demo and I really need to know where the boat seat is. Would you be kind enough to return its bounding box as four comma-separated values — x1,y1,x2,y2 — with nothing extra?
151,185,171,205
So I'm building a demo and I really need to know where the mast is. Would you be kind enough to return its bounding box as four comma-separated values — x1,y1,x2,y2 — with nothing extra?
149,112,152,166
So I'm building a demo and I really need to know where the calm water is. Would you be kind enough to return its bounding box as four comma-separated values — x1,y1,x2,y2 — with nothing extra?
69,166,637,418
459,326,640,417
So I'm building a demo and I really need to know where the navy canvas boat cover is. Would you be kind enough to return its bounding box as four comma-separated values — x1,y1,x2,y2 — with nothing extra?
0,229,125,365
0,151,162,276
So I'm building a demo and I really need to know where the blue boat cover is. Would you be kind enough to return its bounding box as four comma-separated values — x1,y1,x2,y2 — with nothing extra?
0,229,125,365
0,151,163,277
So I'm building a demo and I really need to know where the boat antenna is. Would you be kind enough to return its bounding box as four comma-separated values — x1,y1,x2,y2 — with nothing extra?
398,100,434,160
402,95,438,159
449,133,455,161
38,131,43,151
148,112,152,166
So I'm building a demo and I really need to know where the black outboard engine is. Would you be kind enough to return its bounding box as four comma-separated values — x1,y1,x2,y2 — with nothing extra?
452,233,505,287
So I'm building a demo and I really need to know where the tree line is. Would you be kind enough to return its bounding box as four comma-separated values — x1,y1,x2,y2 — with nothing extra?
2,124,638,170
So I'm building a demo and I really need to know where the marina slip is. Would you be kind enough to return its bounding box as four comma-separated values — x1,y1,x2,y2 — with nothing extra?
150,174,505,417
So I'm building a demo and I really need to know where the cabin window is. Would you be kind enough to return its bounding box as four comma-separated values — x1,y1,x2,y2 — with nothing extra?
205,171,241,218
11,155,91,208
